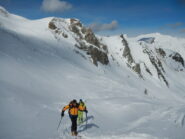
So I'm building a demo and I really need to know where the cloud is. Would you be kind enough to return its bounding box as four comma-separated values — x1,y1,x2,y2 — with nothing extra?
167,22,183,29
89,20,118,32
41,0,72,13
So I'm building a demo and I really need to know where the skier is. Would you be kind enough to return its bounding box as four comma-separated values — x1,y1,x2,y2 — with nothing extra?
61,99,87,136
78,99,87,125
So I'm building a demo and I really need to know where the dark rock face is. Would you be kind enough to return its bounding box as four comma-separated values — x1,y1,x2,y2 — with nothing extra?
81,27,86,34
48,18,109,66
84,29,100,48
76,41,109,66
75,41,87,50
120,34,142,77
156,48,166,58
171,53,184,67
143,47,169,87
123,45,134,64
69,20,101,48
156,48,184,71
169,52,184,71
121,34,134,64
144,63,152,75
70,18,82,27
68,19,109,66
69,18,84,39
121,34,128,46
87,46,109,66
62,32,68,38
48,21,57,30
70,26,83,39
132,64,141,76
102,44,108,52
48,18,69,40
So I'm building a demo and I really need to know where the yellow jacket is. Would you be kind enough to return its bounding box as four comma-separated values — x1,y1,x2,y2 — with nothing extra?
62,102,84,116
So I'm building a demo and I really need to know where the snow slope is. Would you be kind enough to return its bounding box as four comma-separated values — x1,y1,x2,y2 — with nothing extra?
1,6,185,139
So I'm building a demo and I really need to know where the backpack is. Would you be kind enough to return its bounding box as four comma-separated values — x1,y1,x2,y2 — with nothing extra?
79,101,85,106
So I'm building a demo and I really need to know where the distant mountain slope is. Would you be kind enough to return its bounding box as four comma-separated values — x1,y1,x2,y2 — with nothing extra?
1,6,185,139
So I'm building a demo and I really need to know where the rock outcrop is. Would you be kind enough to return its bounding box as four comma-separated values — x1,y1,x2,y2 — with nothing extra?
121,34,142,77
171,53,184,67
156,48,184,71
69,18,109,66
143,46,169,86
48,18,109,66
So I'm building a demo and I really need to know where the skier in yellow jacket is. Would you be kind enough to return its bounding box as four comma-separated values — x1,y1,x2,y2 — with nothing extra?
61,99,87,136
78,99,87,125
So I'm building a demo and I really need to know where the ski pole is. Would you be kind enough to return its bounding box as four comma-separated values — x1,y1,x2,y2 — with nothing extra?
57,117,63,130
85,112,88,130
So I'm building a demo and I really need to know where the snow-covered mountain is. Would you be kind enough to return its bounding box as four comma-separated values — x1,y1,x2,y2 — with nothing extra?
1,6,185,139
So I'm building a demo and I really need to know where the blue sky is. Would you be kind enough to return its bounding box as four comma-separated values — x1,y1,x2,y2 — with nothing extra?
0,0,185,37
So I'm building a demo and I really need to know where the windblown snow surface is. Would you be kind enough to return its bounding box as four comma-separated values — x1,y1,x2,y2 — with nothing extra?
1,6,185,139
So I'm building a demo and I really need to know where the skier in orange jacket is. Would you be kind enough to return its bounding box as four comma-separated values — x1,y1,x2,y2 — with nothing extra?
61,99,88,136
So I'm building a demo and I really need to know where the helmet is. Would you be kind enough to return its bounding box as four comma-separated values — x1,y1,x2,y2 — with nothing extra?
72,99,77,103
79,99,83,102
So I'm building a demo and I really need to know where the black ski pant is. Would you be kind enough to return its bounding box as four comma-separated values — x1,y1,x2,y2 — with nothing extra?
69,115,78,132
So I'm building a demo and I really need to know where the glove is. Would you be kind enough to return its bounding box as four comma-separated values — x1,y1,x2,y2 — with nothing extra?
84,110,88,113
61,111,64,117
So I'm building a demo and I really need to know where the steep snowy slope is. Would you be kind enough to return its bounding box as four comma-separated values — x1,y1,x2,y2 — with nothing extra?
1,6,185,139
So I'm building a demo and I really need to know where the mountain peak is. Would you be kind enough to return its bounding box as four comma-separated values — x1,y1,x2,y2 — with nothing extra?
48,17,109,66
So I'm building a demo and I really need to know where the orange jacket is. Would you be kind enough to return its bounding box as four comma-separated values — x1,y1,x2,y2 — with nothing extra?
62,103,84,116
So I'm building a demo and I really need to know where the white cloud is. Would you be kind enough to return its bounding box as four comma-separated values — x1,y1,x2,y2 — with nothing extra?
41,0,72,13
89,20,118,32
